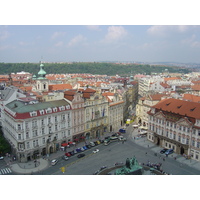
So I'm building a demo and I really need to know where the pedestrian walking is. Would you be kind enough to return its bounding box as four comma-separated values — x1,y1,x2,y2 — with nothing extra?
145,152,147,155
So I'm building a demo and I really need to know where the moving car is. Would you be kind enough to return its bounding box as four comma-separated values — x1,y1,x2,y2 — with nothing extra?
62,155,69,161
77,153,85,158
160,148,168,154
165,149,174,155
118,136,127,141
51,159,58,166
93,149,99,153
119,128,126,133
0,156,4,160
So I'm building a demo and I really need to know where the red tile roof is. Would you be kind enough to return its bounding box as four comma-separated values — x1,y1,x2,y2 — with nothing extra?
183,94,200,103
152,98,200,119
49,84,72,91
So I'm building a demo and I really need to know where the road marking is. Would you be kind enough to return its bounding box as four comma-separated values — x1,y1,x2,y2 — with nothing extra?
0,168,12,175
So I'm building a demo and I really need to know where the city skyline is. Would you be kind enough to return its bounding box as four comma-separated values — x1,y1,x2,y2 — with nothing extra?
1,25,200,64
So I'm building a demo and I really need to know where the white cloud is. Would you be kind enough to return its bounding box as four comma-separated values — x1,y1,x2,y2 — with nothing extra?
86,25,101,31
51,31,66,40
147,25,192,37
55,41,63,47
67,34,86,47
102,26,128,43
181,34,200,48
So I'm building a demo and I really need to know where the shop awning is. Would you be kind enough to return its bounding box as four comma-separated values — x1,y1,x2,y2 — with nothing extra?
61,143,69,147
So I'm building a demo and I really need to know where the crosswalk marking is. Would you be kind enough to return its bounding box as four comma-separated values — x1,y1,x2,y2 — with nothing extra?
0,168,12,175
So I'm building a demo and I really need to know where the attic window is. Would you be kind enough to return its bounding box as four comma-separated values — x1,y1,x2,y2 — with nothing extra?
166,103,171,106
40,110,45,115
30,111,37,117
46,108,52,114
177,105,182,109
190,107,196,112
53,107,57,112
66,105,70,110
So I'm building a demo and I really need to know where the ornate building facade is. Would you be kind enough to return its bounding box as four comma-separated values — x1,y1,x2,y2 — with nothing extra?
148,98,200,161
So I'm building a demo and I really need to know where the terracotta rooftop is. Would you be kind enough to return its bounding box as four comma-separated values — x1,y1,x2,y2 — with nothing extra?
183,94,200,103
49,84,72,91
152,98,200,119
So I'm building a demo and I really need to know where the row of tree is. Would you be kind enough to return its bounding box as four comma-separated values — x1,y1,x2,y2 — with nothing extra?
0,62,191,76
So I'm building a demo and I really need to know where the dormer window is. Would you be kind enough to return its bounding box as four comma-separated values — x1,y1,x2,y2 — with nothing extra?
40,110,45,115
59,106,65,111
66,105,70,110
30,111,37,117
53,107,57,112
46,108,52,114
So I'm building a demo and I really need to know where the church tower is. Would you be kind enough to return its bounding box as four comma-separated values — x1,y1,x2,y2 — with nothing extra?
36,62,49,92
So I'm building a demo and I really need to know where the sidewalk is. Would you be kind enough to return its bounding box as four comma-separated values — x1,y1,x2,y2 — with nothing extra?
7,131,115,175
132,128,200,172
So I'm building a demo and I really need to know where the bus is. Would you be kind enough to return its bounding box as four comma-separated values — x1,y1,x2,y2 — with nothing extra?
104,136,119,146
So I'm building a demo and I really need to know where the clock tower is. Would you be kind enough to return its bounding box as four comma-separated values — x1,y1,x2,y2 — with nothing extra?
36,62,49,92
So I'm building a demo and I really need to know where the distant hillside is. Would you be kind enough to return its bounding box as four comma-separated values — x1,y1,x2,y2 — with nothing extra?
0,62,191,76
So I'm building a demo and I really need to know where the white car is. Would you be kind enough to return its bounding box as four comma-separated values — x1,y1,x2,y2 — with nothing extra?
0,156,4,160
118,136,127,141
93,149,99,153
51,159,58,166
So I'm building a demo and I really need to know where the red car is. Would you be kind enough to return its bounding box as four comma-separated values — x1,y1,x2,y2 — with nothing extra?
65,152,71,157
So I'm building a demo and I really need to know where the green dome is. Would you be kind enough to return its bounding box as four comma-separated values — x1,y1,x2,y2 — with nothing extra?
38,63,46,78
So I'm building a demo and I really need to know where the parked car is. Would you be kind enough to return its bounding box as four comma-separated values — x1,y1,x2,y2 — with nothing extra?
51,159,58,166
81,147,86,151
160,148,168,154
65,152,71,157
89,142,95,147
96,140,101,145
83,146,88,150
86,144,91,149
73,149,78,154
94,141,99,145
100,139,104,143
93,149,99,153
104,136,110,140
69,151,75,156
165,149,174,155
62,155,69,161
76,148,82,153
77,153,85,158
0,156,4,160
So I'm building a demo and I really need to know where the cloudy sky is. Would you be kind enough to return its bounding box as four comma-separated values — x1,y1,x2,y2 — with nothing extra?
1,25,200,63
1,1,199,64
